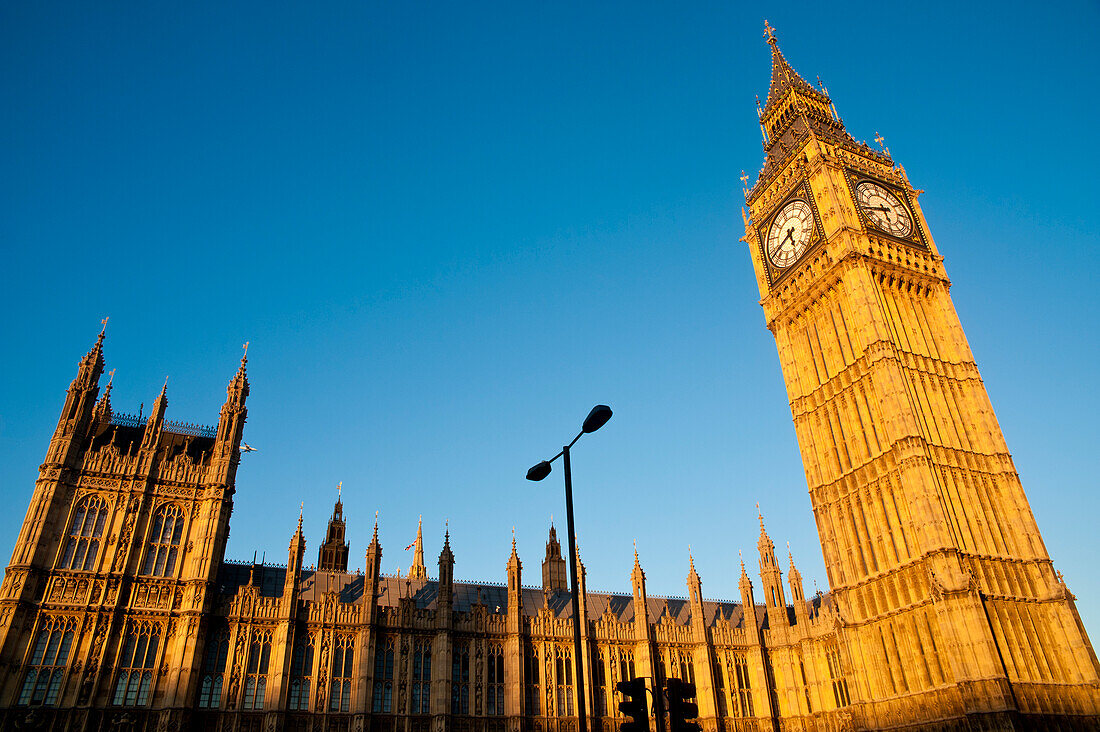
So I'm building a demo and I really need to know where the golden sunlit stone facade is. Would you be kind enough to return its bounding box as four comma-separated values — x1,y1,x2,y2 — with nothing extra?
1,25,1098,732
740,23,1100,730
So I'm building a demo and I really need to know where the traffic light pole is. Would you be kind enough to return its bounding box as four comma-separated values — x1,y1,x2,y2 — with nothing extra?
653,678,666,732
563,445,589,732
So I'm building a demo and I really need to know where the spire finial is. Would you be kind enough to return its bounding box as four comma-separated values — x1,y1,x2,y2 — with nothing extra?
874,131,891,157
298,502,304,531
373,510,379,542
763,19,777,45
242,340,249,362
512,526,516,551
107,368,116,388
160,376,169,396
337,481,342,500
99,316,109,338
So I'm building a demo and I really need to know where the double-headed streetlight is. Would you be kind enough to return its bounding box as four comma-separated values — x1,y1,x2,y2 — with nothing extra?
526,404,612,732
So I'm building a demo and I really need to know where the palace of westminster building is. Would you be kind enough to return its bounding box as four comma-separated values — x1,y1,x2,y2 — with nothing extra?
1,25,1098,732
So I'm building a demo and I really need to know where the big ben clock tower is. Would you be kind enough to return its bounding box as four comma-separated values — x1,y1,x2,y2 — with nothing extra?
742,23,1100,730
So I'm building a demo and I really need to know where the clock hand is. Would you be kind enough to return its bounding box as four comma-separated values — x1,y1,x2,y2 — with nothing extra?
783,227,795,245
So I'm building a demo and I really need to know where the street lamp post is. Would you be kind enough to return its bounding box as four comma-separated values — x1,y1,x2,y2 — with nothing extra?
527,404,612,732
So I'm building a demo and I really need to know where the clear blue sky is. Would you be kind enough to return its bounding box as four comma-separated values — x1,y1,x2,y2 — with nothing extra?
2,2,1098,636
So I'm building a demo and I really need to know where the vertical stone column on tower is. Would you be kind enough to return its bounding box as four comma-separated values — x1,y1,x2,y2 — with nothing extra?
432,529,455,732
504,532,524,731
686,554,719,731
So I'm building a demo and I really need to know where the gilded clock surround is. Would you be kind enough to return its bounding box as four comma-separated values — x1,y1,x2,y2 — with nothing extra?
754,180,826,287
843,170,927,250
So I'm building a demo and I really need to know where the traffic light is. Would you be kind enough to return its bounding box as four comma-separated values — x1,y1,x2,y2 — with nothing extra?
617,678,648,732
665,678,701,732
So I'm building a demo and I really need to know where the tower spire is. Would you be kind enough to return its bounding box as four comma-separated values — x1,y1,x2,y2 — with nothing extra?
408,515,427,580
752,22,854,192
317,486,349,572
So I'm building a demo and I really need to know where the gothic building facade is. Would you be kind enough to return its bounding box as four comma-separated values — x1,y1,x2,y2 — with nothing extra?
1,26,1098,732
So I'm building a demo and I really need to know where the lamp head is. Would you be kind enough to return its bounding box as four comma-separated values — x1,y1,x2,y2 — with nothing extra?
582,404,613,434
526,461,552,481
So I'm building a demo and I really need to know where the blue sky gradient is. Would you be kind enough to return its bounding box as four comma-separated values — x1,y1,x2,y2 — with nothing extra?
2,2,1098,635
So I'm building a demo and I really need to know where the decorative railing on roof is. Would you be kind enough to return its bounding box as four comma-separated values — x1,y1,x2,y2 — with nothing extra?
107,413,216,438
164,419,217,438
110,412,144,429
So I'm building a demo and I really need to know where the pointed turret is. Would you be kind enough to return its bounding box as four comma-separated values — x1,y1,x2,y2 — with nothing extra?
361,511,383,620
687,549,703,607
631,544,649,634
752,22,856,191
365,512,382,577
738,553,756,627
47,324,108,464
438,525,454,617
92,369,115,425
788,546,810,626
541,521,567,592
284,506,306,608
757,510,789,627
140,378,168,451
211,346,250,483
317,485,349,572
408,515,427,580
507,528,522,595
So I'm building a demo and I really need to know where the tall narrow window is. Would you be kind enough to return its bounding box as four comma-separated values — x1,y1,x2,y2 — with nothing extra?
371,637,394,713
59,495,108,571
593,651,607,717
141,504,184,576
487,644,504,715
288,632,314,711
198,626,229,708
524,644,540,716
411,639,432,714
18,617,75,706
330,635,355,713
112,621,160,706
617,649,636,695
555,647,574,716
733,653,754,717
242,631,272,710
677,651,695,697
714,660,727,717
450,641,470,714
825,645,850,708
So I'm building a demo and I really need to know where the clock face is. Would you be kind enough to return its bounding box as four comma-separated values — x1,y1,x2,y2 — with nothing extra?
767,199,815,269
855,180,912,237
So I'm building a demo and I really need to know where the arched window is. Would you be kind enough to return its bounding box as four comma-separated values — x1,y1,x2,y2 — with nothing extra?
487,643,504,715
371,636,394,713
198,625,229,708
524,643,540,716
450,641,469,715
330,634,355,713
112,620,160,706
59,495,109,571
288,631,314,711
141,504,184,576
411,639,432,714
18,617,75,706
555,646,573,716
242,630,272,710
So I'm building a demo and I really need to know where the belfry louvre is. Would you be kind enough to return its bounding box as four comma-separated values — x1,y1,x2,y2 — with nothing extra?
1,26,1098,732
